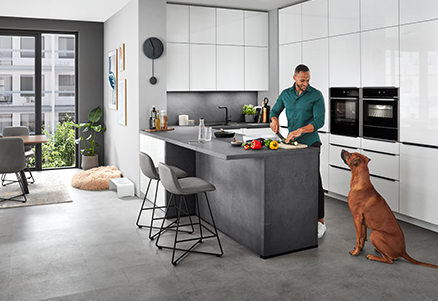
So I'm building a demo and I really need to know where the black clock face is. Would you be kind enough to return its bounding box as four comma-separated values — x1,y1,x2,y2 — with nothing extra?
143,37,164,59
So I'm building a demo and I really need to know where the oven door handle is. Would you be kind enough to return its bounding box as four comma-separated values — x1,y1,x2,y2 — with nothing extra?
363,98,397,102
330,97,359,100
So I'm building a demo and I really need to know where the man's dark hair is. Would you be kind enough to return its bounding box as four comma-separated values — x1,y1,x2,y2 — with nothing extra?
295,64,310,74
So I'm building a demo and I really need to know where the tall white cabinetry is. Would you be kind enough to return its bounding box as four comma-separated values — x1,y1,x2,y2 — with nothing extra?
328,0,360,36
166,4,268,92
329,33,360,87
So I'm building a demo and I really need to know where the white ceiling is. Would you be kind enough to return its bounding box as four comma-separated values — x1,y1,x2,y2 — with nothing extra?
0,0,305,22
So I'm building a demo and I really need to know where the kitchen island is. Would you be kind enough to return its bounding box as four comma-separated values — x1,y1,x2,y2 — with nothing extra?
140,126,320,258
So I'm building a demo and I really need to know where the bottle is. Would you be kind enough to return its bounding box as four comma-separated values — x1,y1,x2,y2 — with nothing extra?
160,110,166,129
151,106,156,129
155,112,160,130
198,118,205,142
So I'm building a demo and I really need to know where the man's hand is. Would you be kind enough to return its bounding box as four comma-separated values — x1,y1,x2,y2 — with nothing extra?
286,129,303,143
270,117,279,134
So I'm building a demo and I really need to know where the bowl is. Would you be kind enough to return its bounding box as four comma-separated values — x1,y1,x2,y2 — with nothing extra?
231,141,242,147
214,131,235,138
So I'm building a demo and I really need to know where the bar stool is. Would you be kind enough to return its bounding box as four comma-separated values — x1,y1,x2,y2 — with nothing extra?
156,162,224,265
136,152,193,240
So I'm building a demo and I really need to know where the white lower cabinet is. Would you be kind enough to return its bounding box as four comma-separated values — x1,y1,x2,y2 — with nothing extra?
139,134,166,207
320,132,329,190
400,144,438,226
328,166,351,198
369,176,399,212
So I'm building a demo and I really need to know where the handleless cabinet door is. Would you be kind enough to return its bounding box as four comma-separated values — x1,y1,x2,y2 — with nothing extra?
245,11,268,47
328,166,351,198
400,0,438,25
329,0,360,36
245,47,268,91
400,20,438,145
320,132,329,190
361,0,398,31
167,4,189,43
167,43,189,91
329,33,360,87
369,177,399,212
217,8,244,46
190,6,216,44
361,27,399,87
279,4,301,45
190,44,216,91
279,42,302,92
302,0,328,41
217,45,244,90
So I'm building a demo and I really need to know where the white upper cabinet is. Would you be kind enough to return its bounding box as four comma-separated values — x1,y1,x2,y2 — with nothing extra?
361,27,399,87
279,42,302,92
167,4,189,43
329,33,360,87
217,45,244,90
190,44,216,90
302,0,328,41
279,4,301,45
245,47,269,91
167,43,189,91
361,0,398,31
400,0,438,25
245,11,268,47
190,6,216,44
399,20,438,145
217,8,244,46
328,0,360,36
303,38,329,132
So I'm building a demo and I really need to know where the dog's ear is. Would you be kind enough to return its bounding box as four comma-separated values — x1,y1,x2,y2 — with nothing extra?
350,157,361,167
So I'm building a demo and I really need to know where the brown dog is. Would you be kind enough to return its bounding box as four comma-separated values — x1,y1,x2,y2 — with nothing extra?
341,150,438,269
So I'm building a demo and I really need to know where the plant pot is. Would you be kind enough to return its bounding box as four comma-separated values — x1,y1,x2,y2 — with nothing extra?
245,114,255,123
81,154,99,170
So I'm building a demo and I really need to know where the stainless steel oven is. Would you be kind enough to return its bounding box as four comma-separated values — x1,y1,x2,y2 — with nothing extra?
362,87,398,141
330,87,360,137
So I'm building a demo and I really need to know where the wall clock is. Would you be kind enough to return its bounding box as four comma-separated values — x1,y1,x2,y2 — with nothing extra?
143,37,164,85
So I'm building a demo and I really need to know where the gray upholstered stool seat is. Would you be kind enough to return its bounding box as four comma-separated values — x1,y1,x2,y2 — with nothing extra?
136,152,191,240
156,162,223,265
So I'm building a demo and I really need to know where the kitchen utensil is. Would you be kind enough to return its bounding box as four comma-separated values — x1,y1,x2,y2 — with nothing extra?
231,141,242,147
276,131,285,140
214,131,235,138
278,143,307,150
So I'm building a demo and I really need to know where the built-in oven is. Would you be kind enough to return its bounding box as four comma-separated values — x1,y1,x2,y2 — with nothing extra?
330,87,360,137
362,87,399,141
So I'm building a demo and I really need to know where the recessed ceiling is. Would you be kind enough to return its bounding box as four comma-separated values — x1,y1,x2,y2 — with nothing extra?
0,0,305,22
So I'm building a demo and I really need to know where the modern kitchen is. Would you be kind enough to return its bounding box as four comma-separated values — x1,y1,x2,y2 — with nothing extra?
1,0,438,300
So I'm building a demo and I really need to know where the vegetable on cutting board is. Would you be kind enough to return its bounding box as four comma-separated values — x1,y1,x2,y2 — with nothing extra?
281,138,298,146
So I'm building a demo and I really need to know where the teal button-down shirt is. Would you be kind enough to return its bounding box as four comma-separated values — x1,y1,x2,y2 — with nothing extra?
270,84,325,146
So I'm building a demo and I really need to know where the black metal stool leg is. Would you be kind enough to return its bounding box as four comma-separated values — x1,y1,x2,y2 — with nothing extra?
136,178,152,227
204,192,224,256
148,179,161,239
155,193,175,249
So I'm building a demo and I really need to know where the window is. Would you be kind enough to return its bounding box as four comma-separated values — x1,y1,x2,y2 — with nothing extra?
0,36,12,65
0,75,13,103
58,74,75,97
59,37,74,59
21,113,45,134
0,114,12,134
20,37,45,58
20,75,45,98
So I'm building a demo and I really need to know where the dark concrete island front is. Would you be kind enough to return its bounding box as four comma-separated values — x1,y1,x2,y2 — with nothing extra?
140,126,320,258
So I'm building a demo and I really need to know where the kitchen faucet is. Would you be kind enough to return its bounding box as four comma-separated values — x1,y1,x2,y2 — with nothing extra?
218,106,231,124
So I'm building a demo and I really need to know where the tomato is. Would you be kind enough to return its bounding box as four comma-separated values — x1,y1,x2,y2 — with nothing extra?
244,144,250,150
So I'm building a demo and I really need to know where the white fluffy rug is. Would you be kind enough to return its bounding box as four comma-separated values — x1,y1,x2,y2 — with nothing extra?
71,166,122,190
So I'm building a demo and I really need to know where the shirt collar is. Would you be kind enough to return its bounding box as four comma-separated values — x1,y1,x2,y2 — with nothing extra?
291,83,314,96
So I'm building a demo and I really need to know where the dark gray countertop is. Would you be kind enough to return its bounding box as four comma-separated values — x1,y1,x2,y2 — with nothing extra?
140,126,318,160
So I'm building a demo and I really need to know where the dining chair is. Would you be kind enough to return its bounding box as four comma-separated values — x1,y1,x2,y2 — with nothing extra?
1,126,35,186
0,137,27,203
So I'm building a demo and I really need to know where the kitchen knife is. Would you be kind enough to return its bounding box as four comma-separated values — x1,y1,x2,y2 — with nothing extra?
276,132,285,140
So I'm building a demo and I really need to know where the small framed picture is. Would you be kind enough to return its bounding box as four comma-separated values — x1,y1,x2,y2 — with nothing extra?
108,49,118,110
118,43,125,72
118,79,127,126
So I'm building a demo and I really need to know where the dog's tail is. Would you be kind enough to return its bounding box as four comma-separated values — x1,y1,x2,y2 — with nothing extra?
402,252,438,269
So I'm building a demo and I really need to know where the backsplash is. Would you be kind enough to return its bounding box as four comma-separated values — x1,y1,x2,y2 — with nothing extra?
167,92,257,125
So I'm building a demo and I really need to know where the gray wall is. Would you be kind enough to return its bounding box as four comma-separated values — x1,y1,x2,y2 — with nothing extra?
0,16,104,165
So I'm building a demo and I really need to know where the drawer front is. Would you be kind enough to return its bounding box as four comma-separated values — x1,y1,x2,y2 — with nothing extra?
361,138,400,154
328,166,351,198
369,176,399,212
361,150,399,180
329,144,358,168
330,134,361,148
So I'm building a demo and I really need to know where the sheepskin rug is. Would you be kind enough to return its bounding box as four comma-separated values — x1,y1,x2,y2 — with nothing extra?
71,166,122,190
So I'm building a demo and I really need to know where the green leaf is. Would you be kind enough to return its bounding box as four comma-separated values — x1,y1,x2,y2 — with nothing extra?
89,105,102,123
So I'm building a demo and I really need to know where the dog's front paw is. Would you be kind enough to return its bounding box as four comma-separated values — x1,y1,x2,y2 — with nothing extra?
349,247,361,256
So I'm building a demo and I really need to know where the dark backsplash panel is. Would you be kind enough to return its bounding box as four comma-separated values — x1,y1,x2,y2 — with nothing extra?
167,91,258,125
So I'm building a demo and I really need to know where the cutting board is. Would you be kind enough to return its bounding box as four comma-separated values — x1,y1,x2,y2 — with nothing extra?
278,142,308,149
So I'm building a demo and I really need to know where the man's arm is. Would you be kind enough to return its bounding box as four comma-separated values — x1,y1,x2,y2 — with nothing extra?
285,124,314,143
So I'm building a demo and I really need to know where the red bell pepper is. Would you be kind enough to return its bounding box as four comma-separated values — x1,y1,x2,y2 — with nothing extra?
250,140,262,150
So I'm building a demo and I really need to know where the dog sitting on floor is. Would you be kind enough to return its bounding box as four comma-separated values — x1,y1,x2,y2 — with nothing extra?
341,149,438,269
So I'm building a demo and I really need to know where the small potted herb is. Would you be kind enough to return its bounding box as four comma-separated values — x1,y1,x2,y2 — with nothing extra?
243,104,256,123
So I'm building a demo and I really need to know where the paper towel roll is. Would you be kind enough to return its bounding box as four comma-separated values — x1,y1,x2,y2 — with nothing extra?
178,115,189,126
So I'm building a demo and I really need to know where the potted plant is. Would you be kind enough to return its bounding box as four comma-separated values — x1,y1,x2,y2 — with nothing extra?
243,104,256,123
67,105,106,170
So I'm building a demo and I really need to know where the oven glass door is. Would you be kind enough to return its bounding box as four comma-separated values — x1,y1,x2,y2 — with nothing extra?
330,98,359,136
363,99,397,128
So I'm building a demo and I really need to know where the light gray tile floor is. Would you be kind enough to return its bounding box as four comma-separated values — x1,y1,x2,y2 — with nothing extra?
1,169,438,301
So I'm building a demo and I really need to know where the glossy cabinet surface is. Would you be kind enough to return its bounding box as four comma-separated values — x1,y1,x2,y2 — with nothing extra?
245,11,268,47
400,144,438,225
167,4,189,43
190,44,216,90
370,176,399,212
302,0,328,41
167,43,189,91
400,0,438,25
361,27,399,87
278,4,301,45
400,20,438,146
329,33,360,87
361,150,399,180
328,0,360,36
217,8,244,46
217,45,244,90
279,42,301,92
328,166,351,198
245,47,269,91
190,6,216,44
361,0,398,31
320,132,329,190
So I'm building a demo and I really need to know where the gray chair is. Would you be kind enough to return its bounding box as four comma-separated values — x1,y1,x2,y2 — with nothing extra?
156,162,223,265
136,152,192,240
1,126,35,186
0,137,27,203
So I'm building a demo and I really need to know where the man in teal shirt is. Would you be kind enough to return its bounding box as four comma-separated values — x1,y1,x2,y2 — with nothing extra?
270,64,326,238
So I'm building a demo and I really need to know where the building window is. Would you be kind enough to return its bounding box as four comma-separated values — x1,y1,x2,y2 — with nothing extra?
59,37,74,59
0,36,12,65
0,114,13,134
0,75,13,104
58,75,75,97
20,37,45,58
21,113,45,134
20,75,45,99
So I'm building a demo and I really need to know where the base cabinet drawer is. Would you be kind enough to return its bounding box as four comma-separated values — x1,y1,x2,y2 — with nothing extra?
362,150,399,180
328,166,351,198
369,176,399,213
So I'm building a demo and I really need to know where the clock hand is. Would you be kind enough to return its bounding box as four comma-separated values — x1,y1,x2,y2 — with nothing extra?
149,39,155,49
